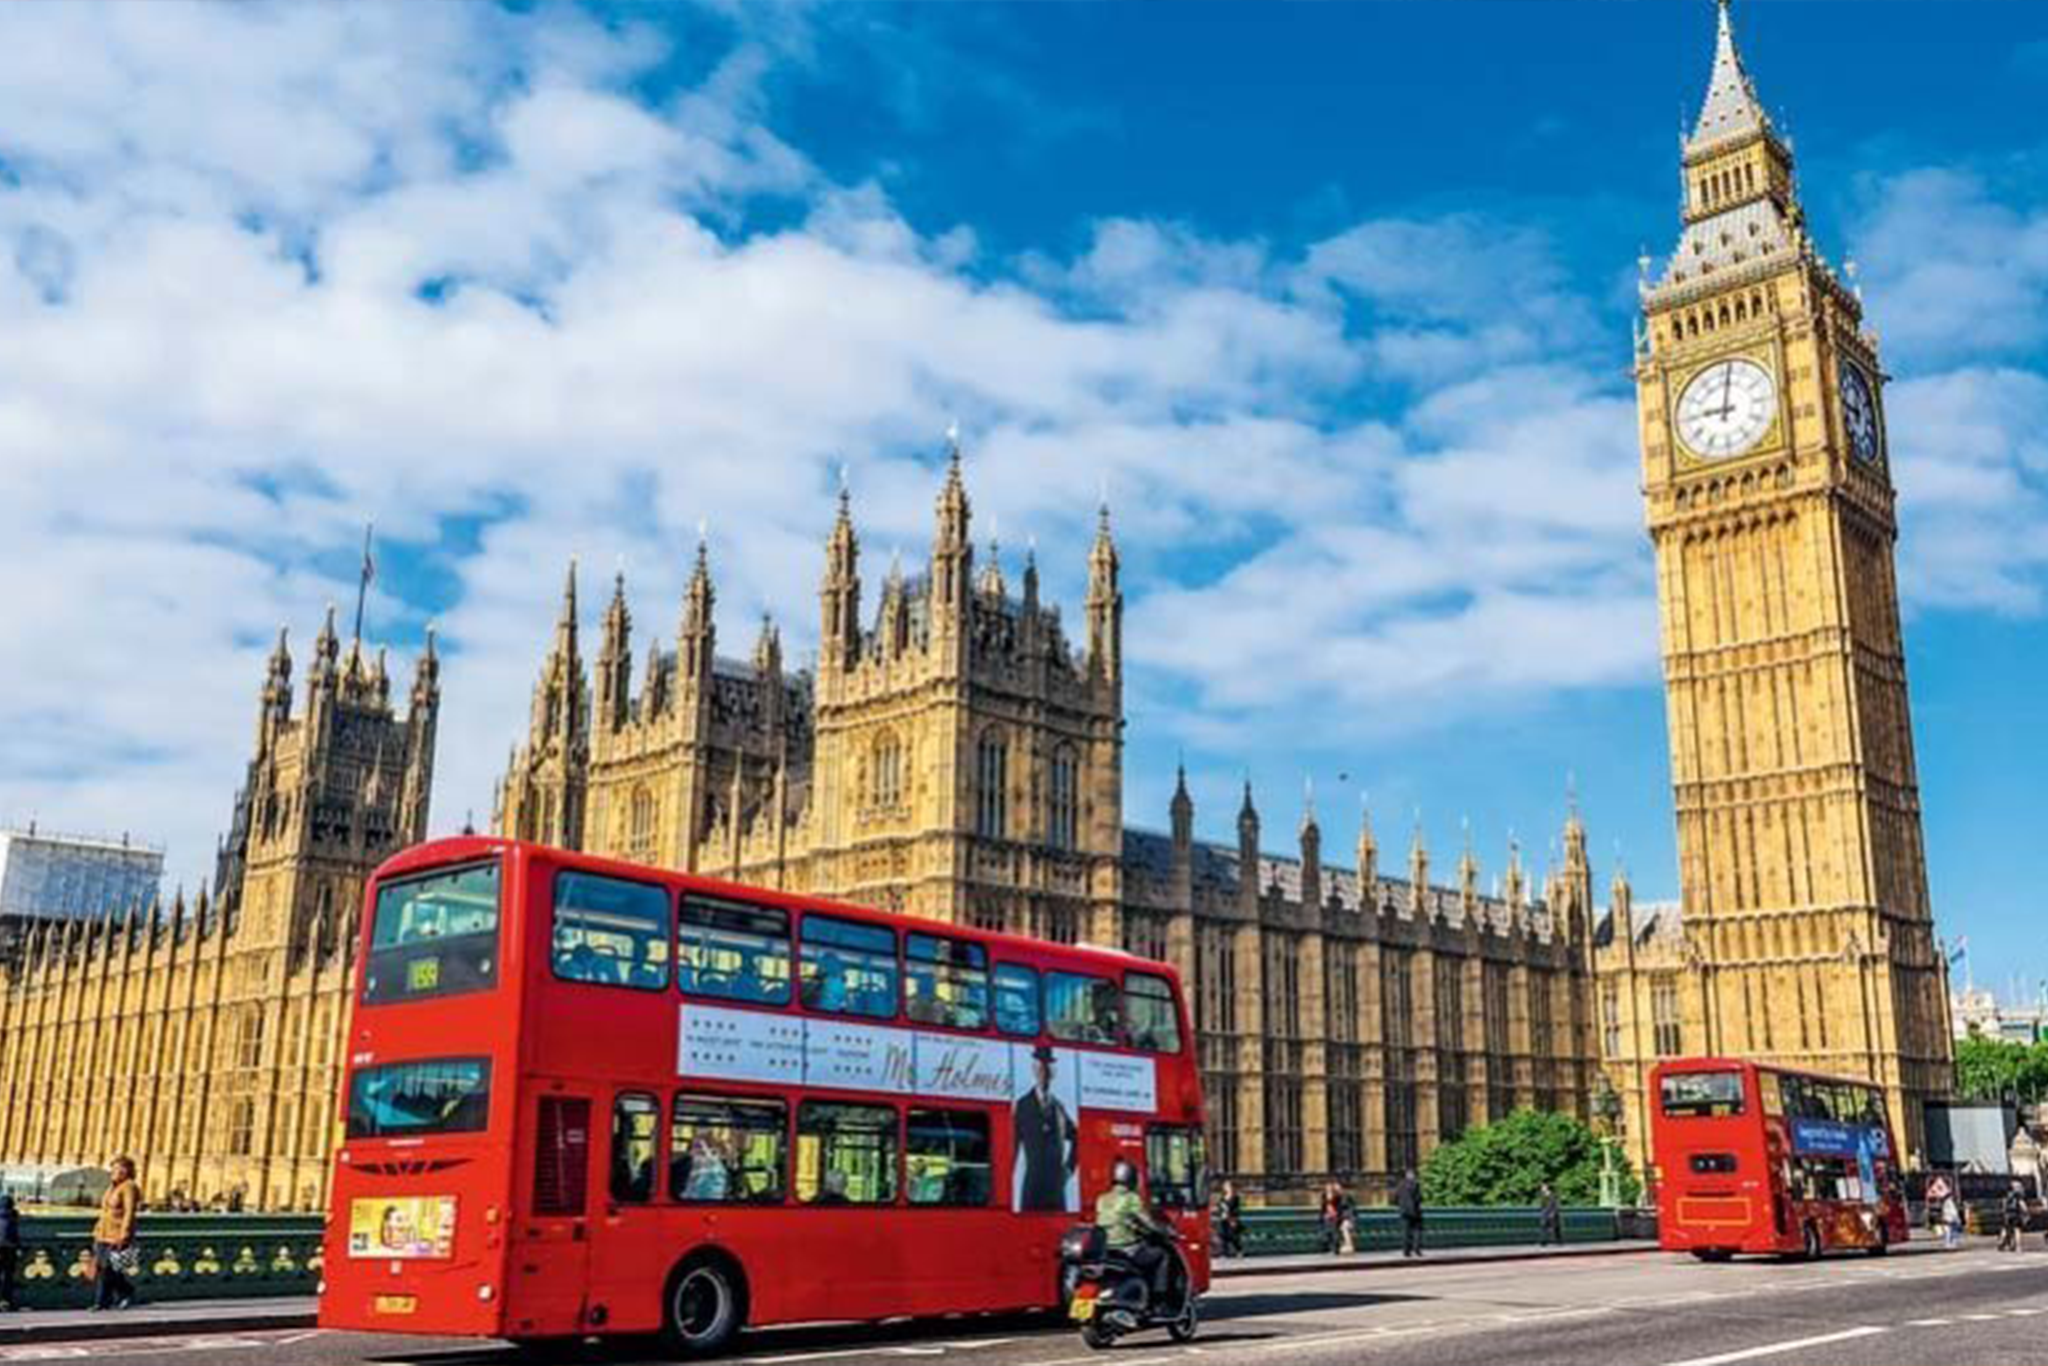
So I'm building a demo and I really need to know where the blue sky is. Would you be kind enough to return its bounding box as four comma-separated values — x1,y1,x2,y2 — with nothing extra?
0,2,2043,995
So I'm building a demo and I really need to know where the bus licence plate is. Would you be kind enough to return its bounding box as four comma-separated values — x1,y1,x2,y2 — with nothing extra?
374,1295,418,1315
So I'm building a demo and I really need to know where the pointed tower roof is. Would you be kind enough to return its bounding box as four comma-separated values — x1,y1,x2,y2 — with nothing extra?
1688,0,1772,154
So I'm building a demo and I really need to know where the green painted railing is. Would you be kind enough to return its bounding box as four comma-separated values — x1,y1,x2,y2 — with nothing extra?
7,1213,326,1310
1235,1205,1636,1257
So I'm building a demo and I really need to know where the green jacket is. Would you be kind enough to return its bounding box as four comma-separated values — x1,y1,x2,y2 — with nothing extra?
1095,1186,1161,1250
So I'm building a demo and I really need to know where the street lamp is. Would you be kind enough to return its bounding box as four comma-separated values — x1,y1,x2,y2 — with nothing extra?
1592,1076,1623,1209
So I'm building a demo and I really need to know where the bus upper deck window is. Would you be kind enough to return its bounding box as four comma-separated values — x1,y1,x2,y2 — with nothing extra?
799,915,898,1019
1047,970,1124,1046
679,897,792,1006
555,872,671,990
993,964,1040,1038
906,934,989,1031
1124,972,1183,1053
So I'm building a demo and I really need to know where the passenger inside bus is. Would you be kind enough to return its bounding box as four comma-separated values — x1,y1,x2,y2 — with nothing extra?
679,1134,732,1201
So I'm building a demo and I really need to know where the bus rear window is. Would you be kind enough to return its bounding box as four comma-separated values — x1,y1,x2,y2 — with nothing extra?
364,861,500,1005
1661,1071,1745,1118
347,1058,491,1139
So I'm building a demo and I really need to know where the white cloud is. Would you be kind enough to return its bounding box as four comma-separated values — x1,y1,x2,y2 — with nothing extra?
0,1,2038,902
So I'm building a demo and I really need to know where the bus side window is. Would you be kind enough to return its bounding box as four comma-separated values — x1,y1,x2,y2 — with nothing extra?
906,1109,993,1207
799,915,899,1020
610,1092,660,1204
1047,970,1121,1045
678,897,792,1005
554,872,672,990
796,1101,899,1205
993,964,1040,1038
672,1095,787,1204
1124,972,1182,1053
906,934,990,1031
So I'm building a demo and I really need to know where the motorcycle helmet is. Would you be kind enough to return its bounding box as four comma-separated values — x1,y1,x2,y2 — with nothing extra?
1111,1159,1139,1189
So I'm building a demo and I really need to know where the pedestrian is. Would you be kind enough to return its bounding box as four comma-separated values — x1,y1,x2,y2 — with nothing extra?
1940,1189,1963,1251
1338,1186,1358,1255
90,1157,142,1311
1925,1174,1951,1236
2000,1181,2025,1253
1538,1182,1562,1247
0,1191,21,1312
1213,1180,1244,1259
1395,1168,1425,1259
1320,1181,1347,1256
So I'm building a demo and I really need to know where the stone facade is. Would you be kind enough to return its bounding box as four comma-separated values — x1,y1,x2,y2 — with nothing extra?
0,614,438,1209
1600,0,1954,1164
498,444,1601,1199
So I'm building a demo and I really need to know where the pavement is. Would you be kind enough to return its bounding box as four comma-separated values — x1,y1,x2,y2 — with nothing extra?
4,1238,2047,1365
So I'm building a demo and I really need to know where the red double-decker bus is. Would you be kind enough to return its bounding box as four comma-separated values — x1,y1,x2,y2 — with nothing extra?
318,837,1209,1354
1650,1058,1909,1261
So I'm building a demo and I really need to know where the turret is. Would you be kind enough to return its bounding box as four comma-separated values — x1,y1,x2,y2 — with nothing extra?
1409,820,1430,915
679,538,716,689
596,571,633,736
931,428,972,624
1237,781,1261,903
1086,503,1121,682
1356,797,1378,891
820,485,861,674
753,615,783,737
1170,763,1194,848
1298,781,1322,913
255,627,292,757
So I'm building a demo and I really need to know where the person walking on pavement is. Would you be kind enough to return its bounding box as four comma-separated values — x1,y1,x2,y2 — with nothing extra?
0,1191,21,1311
1320,1181,1350,1256
1395,1168,1425,1258
90,1157,142,1310
1213,1180,1244,1259
1538,1182,1563,1247
2000,1180,2026,1252
1940,1188,1963,1251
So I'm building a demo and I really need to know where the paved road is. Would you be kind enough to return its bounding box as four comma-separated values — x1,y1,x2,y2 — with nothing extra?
7,1242,2048,1366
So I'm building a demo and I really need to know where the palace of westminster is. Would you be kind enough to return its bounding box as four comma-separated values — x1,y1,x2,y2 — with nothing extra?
0,2,1954,1209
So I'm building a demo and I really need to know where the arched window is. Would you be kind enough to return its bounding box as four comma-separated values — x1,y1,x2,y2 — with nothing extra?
629,785,655,861
1049,747,1080,851
870,731,904,808
976,731,1008,839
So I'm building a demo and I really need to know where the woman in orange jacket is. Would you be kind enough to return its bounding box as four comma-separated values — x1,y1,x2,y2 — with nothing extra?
91,1158,142,1310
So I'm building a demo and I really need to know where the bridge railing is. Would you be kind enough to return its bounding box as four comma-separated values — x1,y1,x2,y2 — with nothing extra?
7,1212,326,1310
1236,1205,1649,1257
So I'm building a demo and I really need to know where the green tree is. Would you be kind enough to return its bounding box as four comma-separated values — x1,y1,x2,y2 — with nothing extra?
1955,1034,2048,1103
1419,1110,1640,1207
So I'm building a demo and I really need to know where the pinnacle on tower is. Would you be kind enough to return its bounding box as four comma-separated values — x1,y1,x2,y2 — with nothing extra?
1689,0,1772,152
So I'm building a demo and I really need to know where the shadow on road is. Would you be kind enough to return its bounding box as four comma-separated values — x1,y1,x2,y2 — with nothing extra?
362,1289,1435,1364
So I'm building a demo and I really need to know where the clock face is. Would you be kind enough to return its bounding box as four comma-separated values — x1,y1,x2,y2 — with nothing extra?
1839,359,1882,463
1675,358,1777,459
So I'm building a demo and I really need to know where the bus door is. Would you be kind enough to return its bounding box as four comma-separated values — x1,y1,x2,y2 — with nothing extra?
587,1089,665,1332
509,1086,594,1338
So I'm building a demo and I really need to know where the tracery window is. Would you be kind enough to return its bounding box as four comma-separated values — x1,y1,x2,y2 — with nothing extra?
1049,747,1080,850
975,731,1008,839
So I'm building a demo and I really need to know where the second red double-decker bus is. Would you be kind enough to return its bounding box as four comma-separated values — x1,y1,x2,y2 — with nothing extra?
319,837,1209,1354
1651,1057,1909,1261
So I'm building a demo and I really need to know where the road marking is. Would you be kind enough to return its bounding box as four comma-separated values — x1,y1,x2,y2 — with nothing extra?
1960,1312,2001,1321
1655,1326,1885,1366
1905,1318,1952,1326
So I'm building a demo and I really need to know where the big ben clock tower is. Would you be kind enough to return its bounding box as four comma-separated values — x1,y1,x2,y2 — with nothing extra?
1636,0,1952,1153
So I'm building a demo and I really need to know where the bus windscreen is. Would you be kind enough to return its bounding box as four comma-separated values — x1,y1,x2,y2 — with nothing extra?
1660,1070,1745,1118
364,861,500,1005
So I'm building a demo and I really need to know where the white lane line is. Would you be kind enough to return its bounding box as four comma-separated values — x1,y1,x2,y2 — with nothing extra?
1655,1325,1886,1366
1960,1312,2001,1321
1905,1318,1952,1326
2008,1307,2048,1316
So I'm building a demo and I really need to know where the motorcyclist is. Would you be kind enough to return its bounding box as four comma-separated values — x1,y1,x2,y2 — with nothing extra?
1094,1159,1175,1303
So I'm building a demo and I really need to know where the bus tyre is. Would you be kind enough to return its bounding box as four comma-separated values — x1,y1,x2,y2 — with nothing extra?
661,1256,745,1358
1802,1224,1823,1262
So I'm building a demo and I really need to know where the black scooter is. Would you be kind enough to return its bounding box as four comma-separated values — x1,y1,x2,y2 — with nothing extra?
1061,1222,1199,1350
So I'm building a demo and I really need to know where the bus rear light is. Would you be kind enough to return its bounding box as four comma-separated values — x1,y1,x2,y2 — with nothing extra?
478,1285,495,1302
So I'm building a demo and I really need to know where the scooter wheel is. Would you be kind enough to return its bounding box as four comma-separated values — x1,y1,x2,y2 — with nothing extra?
1168,1296,1199,1343
1081,1319,1119,1350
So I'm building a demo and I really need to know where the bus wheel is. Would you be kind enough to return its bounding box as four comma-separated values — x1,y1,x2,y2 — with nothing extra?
1802,1224,1823,1261
661,1255,746,1358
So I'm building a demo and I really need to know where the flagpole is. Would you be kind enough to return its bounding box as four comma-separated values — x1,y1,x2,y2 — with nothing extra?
353,522,375,647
